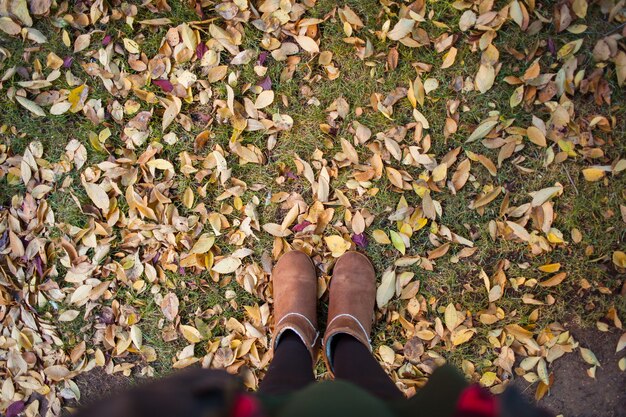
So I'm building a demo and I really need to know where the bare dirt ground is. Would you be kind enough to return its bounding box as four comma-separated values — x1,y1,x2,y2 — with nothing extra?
69,324,625,417
515,324,626,417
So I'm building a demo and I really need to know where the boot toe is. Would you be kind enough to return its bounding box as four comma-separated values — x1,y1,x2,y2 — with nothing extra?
334,251,375,281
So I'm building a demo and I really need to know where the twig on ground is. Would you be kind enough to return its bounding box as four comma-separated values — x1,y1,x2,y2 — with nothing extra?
563,166,579,196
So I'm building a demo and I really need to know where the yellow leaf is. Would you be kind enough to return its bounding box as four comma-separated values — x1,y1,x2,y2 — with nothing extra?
441,47,457,69
613,251,626,268
324,235,351,257
538,263,561,273
281,204,300,231
480,371,498,387
617,333,626,353
262,223,292,237
423,78,438,95
506,220,530,241
415,329,435,340
181,23,197,51
407,79,417,108
50,101,71,115
162,103,179,131
373,229,391,244
531,186,562,207
180,325,202,343
0,16,21,35
558,39,583,60
467,119,497,143
414,77,425,106
547,228,565,244
572,0,588,18
432,163,447,182
351,211,365,234
386,166,404,188
68,84,88,112
488,285,502,302
183,187,194,208
510,85,524,108
123,38,140,53
582,167,606,182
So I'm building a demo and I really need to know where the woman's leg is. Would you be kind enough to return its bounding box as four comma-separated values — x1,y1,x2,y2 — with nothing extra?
258,330,315,395
331,333,403,401
322,252,403,401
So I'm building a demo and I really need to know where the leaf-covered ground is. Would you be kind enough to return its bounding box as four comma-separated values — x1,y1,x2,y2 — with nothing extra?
1,0,626,415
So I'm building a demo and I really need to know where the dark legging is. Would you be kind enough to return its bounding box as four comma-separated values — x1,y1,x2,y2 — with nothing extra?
259,331,403,401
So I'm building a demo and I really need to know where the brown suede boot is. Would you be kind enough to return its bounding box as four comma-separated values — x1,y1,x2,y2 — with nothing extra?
322,251,376,375
270,250,319,360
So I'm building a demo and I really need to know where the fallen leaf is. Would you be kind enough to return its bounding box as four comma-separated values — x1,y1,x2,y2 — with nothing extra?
582,167,606,182
161,292,179,321
538,263,561,273
180,325,202,343
580,347,600,366
325,235,351,257
83,182,110,211
526,126,547,147
388,18,415,41
475,64,495,94
376,269,396,308
378,345,395,364
389,230,406,255
254,90,275,109
294,35,319,53
212,257,242,274
16,96,45,116
539,272,567,287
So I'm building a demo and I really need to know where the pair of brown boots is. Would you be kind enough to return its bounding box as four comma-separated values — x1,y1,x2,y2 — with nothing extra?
270,250,376,375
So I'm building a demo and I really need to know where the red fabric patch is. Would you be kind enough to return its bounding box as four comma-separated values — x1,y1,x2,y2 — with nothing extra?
454,385,499,417
230,394,265,417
